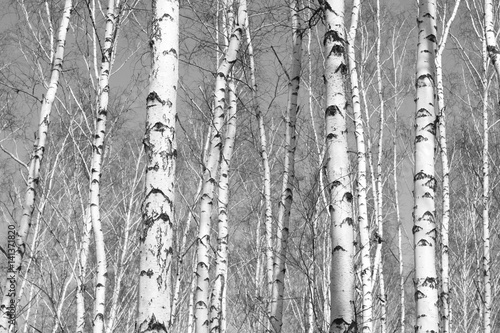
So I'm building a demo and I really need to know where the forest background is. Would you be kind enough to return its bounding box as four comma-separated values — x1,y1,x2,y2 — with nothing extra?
0,0,499,331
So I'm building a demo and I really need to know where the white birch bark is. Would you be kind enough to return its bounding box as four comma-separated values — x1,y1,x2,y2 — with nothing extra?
374,1,387,331
136,0,179,330
90,0,117,331
244,14,274,309
323,0,355,331
194,3,246,332
76,209,92,333
209,77,237,333
413,1,439,332
269,2,302,331
481,35,492,333
435,2,460,332
347,1,371,332
485,0,500,81
483,3,500,331
0,0,72,330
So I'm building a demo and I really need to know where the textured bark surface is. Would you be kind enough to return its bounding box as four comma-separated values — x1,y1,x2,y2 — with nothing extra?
136,0,179,331
347,1,372,332
90,0,117,331
194,2,246,332
269,2,302,331
323,0,355,332
413,1,439,332
0,0,73,330
435,2,460,331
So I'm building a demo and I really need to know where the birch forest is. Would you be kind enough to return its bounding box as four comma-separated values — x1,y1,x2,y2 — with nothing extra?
2,0,500,332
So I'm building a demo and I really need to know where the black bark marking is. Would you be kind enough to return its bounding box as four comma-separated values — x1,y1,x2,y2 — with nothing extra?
344,192,353,202
333,245,346,252
416,108,432,118
325,105,342,117
425,34,437,43
412,225,422,234
415,135,427,143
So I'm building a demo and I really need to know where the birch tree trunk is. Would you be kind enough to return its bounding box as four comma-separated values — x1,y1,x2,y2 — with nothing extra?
209,77,237,333
269,1,302,331
485,0,500,81
244,12,273,311
136,0,179,330
76,209,92,333
413,1,439,332
323,0,355,331
0,0,72,330
89,0,117,331
483,3,500,331
347,1,371,332
435,2,460,332
194,2,246,332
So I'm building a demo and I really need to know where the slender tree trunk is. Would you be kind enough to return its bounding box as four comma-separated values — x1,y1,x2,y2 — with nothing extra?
210,77,237,333
76,209,92,333
374,2,387,331
194,2,246,332
244,12,274,314
136,0,179,330
483,3,499,331
413,1,439,332
347,1,371,332
481,37,491,333
0,0,72,330
89,0,117,331
269,2,302,331
323,0,355,332
435,2,460,332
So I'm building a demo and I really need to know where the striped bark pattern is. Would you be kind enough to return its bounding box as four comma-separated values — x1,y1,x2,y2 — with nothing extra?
413,1,439,332
136,0,178,331
0,0,73,331
323,0,355,332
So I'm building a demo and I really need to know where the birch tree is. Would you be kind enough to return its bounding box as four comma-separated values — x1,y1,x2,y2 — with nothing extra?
88,0,118,330
136,0,179,330
435,2,460,332
347,0,372,331
0,0,73,330
323,0,355,331
194,1,246,331
413,0,439,332
269,1,302,330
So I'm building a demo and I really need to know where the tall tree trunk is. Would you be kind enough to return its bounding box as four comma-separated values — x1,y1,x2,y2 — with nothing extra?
269,2,302,331
210,77,237,333
481,37,491,333
89,0,117,331
0,0,72,330
374,1,387,331
435,2,460,332
413,1,439,332
136,0,179,330
347,1,371,332
194,2,246,332
323,0,355,332
244,11,274,314
483,3,500,331
76,209,92,333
